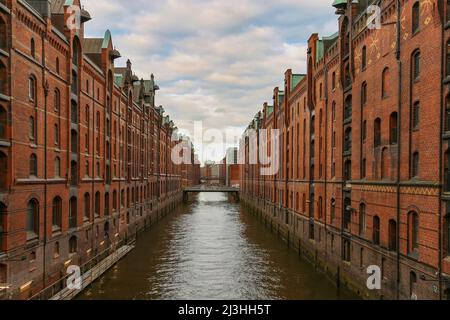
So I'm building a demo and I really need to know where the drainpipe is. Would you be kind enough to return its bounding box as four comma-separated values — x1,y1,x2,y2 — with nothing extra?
324,64,329,257
395,0,402,300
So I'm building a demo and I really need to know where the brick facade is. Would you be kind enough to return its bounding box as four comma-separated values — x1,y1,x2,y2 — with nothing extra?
240,0,450,300
0,0,198,299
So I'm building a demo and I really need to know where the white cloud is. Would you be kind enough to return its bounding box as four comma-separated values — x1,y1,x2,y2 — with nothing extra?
82,0,337,159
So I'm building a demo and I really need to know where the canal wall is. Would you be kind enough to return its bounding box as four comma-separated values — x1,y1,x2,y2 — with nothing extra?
241,194,432,300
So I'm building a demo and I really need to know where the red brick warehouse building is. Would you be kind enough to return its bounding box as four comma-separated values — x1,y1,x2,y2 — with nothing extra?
0,0,198,299
240,0,450,300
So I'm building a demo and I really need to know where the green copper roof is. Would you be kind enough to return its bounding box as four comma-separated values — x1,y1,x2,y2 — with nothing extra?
102,30,112,49
291,74,305,90
267,105,274,116
332,0,347,7
114,74,123,86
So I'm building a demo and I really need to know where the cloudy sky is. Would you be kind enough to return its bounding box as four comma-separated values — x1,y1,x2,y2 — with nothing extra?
83,0,338,161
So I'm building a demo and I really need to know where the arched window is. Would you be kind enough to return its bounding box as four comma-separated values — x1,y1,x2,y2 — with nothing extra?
54,89,60,113
361,82,367,106
344,159,352,181
332,72,336,90
105,193,110,216
26,199,39,236
54,156,61,178
29,116,35,141
69,197,77,229
71,100,77,123
84,193,90,221
382,68,390,98
0,61,6,95
29,154,37,177
30,38,35,59
389,219,397,251
55,124,60,146
412,2,420,34
374,118,381,147
71,129,78,154
28,76,36,101
410,272,417,299
447,0,450,23
361,46,367,70
56,57,60,74
318,197,323,219
343,197,352,231
447,40,450,77
95,191,100,217
359,203,366,237
52,197,62,230
69,236,77,254
412,101,420,129
344,127,352,153
373,216,380,245
412,50,420,80
408,211,419,254
344,63,351,88
0,151,6,190
344,95,352,121
72,39,79,67
113,190,117,212
412,152,420,178
446,96,450,132
0,18,6,50
390,112,398,144
70,161,77,186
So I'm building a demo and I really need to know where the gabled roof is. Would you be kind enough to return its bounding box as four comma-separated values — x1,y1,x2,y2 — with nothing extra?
83,38,103,54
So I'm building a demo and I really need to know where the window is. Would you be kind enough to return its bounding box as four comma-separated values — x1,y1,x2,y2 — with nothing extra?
343,239,351,262
361,82,367,106
30,38,35,58
390,112,398,144
69,197,77,229
344,63,351,88
29,76,36,101
382,68,390,98
389,219,397,251
374,118,381,147
359,204,366,237
70,161,77,186
0,18,6,50
373,216,380,245
344,198,352,230
408,211,419,254
54,89,60,112
105,193,110,216
330,199,336,222
0,61,6,95
56,58,60,74
412,152,420,178
113,190,118,212
69,236,77,254
54,156,61,178
54,124,59,146
447,40,450,77
26,199,39,237
361,46,367,70
52,197,62,230
84,193,90,221
95,191,100,217
72,39,79,67
0,151,6,190
0,106,7,139
410,272,417,299
332,101,336,121
344,127,352,153
29,154,37,177
344,159,352,181
412,101,420,129
447,0,450,23
412,51,420,80
412,2,420,34
344,95,352,121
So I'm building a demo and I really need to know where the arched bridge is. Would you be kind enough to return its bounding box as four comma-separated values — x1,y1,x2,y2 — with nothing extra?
183,185,240,202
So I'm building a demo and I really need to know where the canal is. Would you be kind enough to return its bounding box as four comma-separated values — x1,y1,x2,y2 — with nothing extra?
78,193,358,300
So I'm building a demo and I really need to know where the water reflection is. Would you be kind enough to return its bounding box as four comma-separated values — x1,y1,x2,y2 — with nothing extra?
79,193,357,300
